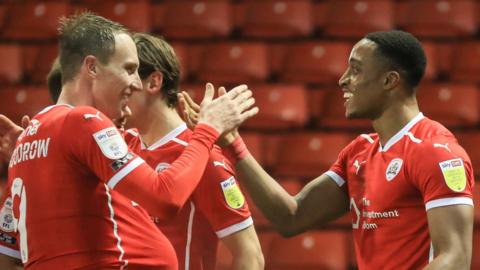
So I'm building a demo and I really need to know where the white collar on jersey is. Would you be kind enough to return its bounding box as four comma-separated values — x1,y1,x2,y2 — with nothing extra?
143,122,188,151
379,112,424,152
37,103,74,115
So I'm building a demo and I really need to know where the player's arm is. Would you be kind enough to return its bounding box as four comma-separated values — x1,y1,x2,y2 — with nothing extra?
234,154,349,236
0,254,22,270
423,205,473,270
221,226,264,270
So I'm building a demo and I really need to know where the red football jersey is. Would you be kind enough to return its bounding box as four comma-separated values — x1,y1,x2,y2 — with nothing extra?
0,104,219,269
326,113,475,269
125,124,252,270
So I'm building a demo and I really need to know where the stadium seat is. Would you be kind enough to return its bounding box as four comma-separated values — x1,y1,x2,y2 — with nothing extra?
194,43,270,84
0,44,23,84
279,178,303,195
323,0,394,38
0,86,53,125
422,42,439,81
473,184,480,225
93,0,151,32
455,132,480,177
241,132,265,166
268,132,352,178
449,42,480,82
396,0,477,38
310,88,371,130
278,42,352,84
267,231,349,270
0,4,7,33
171,43,189,82
157,0,232,39
2,2,71,40
22,44,58,84
238,0,314,38
416,83,479,127
244,84,308,129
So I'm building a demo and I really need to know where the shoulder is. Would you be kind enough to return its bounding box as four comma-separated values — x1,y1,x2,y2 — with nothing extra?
342,133,378,155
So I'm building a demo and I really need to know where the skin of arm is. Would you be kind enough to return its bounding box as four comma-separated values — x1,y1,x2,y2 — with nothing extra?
0,254,23,270
235,154,349,237
423,204,473,270
221,226,265,270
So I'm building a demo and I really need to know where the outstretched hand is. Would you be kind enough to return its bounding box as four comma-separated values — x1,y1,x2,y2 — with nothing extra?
0,115,24,163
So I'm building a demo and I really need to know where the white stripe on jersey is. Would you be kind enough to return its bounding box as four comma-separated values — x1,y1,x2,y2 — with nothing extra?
360,134,374,144
406,132,422,143
325,171,346,187
216,217,254,238
104,184,129,269
0,245,21,259
185,201,195,270
425,197,473,211
172,137,188,146
107,157,145,189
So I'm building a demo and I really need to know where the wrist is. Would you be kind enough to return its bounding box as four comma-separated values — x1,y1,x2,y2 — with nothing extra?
222,135,250,164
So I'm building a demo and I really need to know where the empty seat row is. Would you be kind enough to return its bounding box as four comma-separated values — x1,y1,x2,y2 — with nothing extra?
6,41,480,85
0,0,479,40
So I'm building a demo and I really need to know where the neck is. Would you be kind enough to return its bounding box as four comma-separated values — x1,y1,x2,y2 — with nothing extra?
372,96,420,146
57,77,93,107
134,100,184,147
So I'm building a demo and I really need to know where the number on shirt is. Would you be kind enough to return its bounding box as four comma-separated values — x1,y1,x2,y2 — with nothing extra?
11,178,28,263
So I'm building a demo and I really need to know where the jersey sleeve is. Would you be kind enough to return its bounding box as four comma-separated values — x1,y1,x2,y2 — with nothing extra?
0,188,21,260
193,148,252,238
408,140,475,211
325,138,358,190
61,106,220,219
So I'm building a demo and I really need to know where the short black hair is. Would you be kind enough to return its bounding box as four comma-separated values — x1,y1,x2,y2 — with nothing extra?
365,30,426,92
47,57,62,103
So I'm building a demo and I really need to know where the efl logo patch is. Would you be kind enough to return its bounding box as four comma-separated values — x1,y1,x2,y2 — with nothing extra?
386,158,403,181
93,127,128,160
439,158,467,192
220,176,245,209
0,197,14,232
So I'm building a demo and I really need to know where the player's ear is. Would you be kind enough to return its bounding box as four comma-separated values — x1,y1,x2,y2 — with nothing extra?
84,55,97,78
146,71,163,94
383,70,400,91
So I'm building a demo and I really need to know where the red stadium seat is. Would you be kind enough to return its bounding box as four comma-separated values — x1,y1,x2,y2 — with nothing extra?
269,132,352,178
2,2,71,40
310,88,371,130
171,43,189,82
0,86,53,125
323,0,394,38
278,178,303,195
422,42,439,81
449,42,480,82
238,0,313,38
397,0,477,38
22,44,58,84
157,0,232,39
417,83,479,127
473,185,480,225
93,0,151,32
0,4,7,33
194,43,269,84
244,84,308,129
456,132,480,177
278,42,352,84
0,44,23,84
267,231,349,270
241,132,265,166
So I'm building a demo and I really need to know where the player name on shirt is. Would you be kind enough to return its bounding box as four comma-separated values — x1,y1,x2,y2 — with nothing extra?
9,120,50,168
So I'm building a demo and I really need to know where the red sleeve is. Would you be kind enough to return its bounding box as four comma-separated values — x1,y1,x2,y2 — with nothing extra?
325,138,357,192
408,140,475,211
193,148,252,238
0,187,21,260
62,106,220,219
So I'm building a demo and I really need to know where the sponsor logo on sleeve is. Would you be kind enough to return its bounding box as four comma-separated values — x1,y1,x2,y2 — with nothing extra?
386,158,403,181
110,152,134,171
220,176,245,209
439,158,467,192
93,127,128,160
0,197,14,232
0,232,16,245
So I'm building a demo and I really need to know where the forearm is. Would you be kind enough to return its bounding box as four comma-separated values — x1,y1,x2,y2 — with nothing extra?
423,253,469,270
116,124,218,218
231,254,264,270
235,155,299,234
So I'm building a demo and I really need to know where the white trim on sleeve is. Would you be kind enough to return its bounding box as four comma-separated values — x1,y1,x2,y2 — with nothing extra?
107,157,145,189
325,171,346,187
0,245,21,259
425,197,473,211
216,217,253,238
